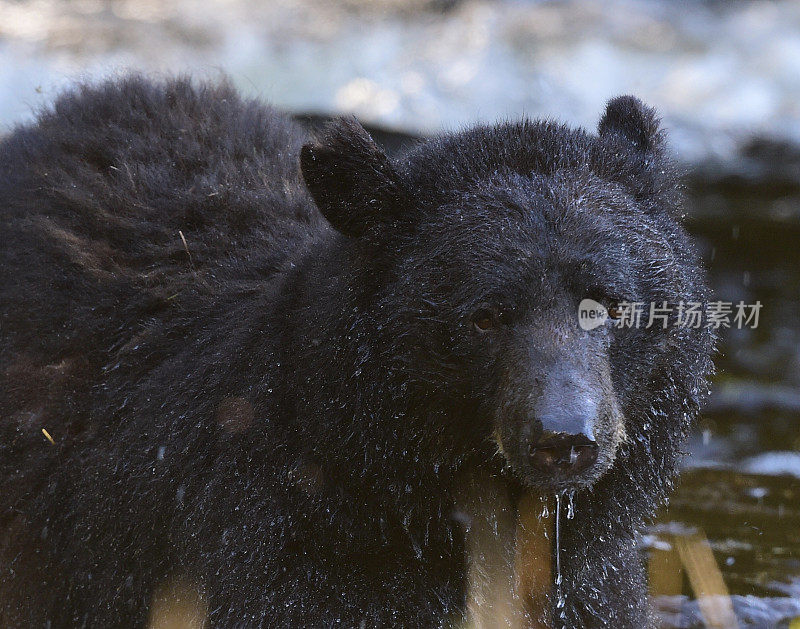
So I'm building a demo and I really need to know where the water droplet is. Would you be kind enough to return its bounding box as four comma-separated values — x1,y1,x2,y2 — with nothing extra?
554,490,565,624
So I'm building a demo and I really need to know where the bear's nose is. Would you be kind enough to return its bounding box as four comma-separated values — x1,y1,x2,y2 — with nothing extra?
528,431,598,476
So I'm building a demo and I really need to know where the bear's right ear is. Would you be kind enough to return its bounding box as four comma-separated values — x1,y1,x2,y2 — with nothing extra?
300,117,406,237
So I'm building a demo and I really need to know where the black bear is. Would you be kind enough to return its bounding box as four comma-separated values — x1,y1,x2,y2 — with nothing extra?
0,76,713,627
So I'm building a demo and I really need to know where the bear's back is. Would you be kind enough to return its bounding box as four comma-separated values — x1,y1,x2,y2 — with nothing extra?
0,76,324,484
0,74,325,343
0,74,323,281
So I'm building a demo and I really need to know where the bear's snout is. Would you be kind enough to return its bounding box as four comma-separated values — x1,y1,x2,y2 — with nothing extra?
528,431,599,476
528,433,597,475
495,335,625,490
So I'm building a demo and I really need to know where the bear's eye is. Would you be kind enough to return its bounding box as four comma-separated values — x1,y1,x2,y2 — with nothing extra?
607,301,623,320
588,288,626,321
471,307,498,332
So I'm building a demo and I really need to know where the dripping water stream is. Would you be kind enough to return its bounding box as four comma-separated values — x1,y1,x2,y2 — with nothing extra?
553,491,575,628
554,492,564,626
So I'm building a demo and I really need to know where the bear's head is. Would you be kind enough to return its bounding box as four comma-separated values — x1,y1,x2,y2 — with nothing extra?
300,97,710,493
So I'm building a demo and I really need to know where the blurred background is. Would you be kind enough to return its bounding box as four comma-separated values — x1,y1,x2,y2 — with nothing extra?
1,1,798,627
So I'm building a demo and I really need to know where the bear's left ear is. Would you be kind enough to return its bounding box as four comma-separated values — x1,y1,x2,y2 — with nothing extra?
300,117,406,238
598,96,663,154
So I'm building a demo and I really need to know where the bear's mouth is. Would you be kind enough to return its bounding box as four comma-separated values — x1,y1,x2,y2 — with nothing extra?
528,433,599,476
493,429,612,492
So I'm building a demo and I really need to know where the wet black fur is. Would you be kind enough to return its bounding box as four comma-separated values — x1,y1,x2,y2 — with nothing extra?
0,77,713,627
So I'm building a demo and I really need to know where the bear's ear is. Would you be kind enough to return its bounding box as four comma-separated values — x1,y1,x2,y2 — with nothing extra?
300,117,406,237
598,96,663,154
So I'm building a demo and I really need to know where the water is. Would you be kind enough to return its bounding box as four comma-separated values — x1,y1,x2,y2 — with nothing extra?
647,469,800,627
644,179,800,628
552,488,573,629
1,0,798,177
554,491,566,627
550,490,576,628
